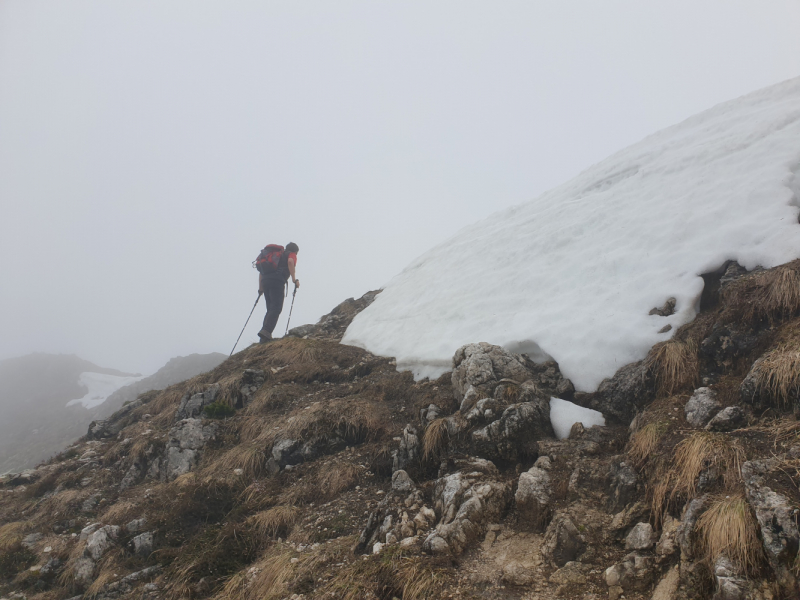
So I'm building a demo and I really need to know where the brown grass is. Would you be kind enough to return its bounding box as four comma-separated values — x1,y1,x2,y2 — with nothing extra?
650,432,743,526
97,501,139,525
278,461,362,505
215,548,295,600
246,506,300,540
646,339,699,397
502,383,519,402
422,418,450,462
750,343,800,409
0,522,29,551
696,495,764,577
627,421,669,467
207,443,267,480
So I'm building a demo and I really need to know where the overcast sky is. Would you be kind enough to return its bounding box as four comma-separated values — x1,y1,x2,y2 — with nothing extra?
1,1,798,375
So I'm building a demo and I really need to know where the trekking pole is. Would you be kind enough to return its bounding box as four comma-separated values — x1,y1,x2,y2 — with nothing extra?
230,292,262,356
284,285,298,336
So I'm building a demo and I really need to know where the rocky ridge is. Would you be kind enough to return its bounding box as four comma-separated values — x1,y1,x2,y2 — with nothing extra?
2,264,800,600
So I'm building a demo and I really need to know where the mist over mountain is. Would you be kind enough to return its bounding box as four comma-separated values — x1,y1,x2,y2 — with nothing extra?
0,352,225,474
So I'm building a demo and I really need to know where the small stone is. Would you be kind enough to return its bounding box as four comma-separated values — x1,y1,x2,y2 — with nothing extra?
705,406,744,432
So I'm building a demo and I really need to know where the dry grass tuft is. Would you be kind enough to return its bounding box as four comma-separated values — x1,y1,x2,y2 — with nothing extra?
0,522,29,551
722,263,800,324
317,462,361,499
750,344,800,409
422,418,450,462
646,339,699,397
208,444,267,480
650,432,743,527
627,421,669,467
246,506,300,540
216,549,295,600
98,501,139,525
399,559,446,600
697,495,764,577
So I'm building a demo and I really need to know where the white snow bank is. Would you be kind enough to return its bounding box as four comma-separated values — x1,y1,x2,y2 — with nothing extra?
549,398,605,440
66,372,144,409
343,77,800,390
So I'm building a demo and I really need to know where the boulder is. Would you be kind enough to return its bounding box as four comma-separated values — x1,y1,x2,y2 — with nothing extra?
451,343,532,401
515,465,551,531
548,561,587,595
700,323,761,373
74,557,96,588
132,531,154,556
391,470,415,493
422,458,512,556
685,387,721,427
162,418,218,481
705,406,745,432
594,360,654,424
625,522,655,551
742,459,800,591
471,398,554,461
541,512,586,567
85,525,120,561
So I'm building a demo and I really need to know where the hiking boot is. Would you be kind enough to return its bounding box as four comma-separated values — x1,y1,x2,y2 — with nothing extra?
258,330,272,343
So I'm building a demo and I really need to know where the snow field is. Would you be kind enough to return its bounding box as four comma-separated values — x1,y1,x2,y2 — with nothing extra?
66,372,144,409
549,398,605,440
343,77,800,391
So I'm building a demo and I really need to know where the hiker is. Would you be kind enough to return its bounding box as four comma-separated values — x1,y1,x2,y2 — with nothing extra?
256,242,300,342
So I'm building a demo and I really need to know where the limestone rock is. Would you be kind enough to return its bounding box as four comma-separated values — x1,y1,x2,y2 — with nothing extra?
162,418,217,481
603,552,656,592
126,518,147,534
86,525,120,561
625,522,655,551
451,343,531,401
391,470,415,493
742,458,800,591
515,465,551,531
677,495,707,561
685,387,721,427
471,398,554,461
655,515,680,557
594,360,653,423
73,557,95,588
422,458,512,556
549,561,587,594
607,458,639,512
132,531,154,556
541,512,586,567
705,405,745,432
392,424,420,472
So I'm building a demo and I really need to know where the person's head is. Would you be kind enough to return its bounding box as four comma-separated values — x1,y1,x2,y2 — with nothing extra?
286,242,299,254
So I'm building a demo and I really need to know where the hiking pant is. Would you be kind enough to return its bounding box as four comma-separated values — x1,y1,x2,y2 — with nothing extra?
260,279,286,336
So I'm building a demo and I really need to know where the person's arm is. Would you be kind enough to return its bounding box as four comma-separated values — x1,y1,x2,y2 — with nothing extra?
288,258,299,288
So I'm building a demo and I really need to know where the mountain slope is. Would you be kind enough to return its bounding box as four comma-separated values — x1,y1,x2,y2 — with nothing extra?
0,354,139,475
0,353,226,474
2,275,800,599
343,76,800,390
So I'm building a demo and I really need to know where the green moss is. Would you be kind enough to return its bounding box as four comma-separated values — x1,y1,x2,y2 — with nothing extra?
203,402,236,419
0,543,37,580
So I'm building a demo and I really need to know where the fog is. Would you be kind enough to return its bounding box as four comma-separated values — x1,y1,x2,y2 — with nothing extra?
1,1,798,376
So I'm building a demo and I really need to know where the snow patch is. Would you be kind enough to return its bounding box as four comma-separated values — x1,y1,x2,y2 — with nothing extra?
549,398,605,440
66,372,144,409
343,77,800,390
